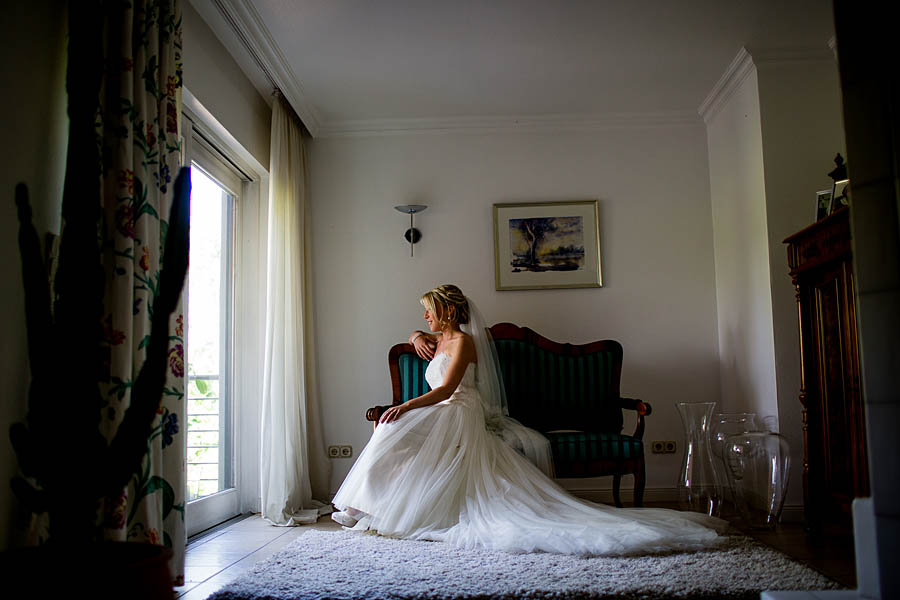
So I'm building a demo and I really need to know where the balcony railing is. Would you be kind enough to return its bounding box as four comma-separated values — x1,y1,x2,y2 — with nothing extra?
187,373,220,502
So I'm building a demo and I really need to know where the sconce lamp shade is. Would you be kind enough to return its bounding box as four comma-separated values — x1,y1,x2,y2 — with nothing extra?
394,205,428,214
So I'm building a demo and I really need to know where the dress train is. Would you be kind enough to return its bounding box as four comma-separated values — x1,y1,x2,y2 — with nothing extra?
332,352,725,556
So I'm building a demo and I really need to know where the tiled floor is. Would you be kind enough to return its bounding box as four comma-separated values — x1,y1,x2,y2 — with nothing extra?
175,514,342,599
176,509,856,598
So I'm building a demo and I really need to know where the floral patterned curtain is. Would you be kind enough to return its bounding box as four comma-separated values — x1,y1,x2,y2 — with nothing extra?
96,0,186,585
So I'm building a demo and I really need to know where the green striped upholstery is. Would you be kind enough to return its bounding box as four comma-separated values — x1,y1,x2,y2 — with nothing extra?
545,432,643,476
397,353,431,403
493,340,624,434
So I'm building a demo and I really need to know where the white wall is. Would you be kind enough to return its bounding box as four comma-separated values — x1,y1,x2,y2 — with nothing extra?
0,1,68,549
756,56,846,508
309,125,721,495
705,49,846,510
706,67,779,422
183,1,271,169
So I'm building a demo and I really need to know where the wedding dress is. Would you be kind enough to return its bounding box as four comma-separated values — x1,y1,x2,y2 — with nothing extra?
331,351,726,557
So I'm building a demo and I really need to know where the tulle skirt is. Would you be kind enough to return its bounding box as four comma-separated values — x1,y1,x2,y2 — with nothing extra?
331,391,726,556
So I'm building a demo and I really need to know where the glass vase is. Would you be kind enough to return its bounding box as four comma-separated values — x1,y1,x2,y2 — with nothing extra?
724,431,791,529
676,402,722,516
711,413,759,513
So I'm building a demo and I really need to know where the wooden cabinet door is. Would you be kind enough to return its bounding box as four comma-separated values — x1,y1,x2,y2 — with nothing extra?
804,259,868,523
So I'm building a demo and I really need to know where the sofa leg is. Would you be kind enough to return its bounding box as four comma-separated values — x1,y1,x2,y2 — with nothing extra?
612,474,623,508
633,460,646,508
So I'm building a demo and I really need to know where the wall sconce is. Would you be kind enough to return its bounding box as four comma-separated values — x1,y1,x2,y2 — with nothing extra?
828,153,850,213
394,204,427,256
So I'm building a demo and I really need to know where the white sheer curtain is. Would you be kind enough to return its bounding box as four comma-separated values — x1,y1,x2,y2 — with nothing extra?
260,94,331,526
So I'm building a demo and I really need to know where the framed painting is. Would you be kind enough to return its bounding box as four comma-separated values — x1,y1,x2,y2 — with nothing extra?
815,189,832,221
493,200,602,291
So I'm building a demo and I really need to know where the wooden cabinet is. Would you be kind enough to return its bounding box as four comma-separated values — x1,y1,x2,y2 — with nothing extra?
784,207,869,530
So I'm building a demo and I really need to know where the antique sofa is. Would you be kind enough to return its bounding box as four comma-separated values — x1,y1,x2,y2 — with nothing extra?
366,322,652,507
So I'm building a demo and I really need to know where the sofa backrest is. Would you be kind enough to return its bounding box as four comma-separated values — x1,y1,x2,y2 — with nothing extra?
489,323,624,434
389,345,431,403
389,324,624,434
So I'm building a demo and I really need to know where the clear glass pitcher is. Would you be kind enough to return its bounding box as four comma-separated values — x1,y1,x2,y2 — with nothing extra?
711,413,759,512
724,431,791,529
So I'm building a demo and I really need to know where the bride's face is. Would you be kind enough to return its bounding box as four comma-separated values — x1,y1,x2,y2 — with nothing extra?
425,303,457,332
423,307,438,332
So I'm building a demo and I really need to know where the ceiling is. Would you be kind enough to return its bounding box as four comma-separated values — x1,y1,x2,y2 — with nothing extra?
196,0,836,136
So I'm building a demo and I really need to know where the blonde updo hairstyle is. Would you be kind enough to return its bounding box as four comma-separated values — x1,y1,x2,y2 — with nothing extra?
420,284,470,328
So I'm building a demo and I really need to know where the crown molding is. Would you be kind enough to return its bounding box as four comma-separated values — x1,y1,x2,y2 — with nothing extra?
698,43,837,124
211,0,323,136
317,111,703,138
698,47,756,125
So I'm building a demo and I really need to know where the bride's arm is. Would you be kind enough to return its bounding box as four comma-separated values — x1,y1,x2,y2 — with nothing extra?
380,336,475,423
410,330,439,360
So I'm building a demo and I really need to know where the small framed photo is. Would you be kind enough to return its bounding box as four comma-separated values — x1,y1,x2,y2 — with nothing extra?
831,182,850,213
493,200,602,291
816,190,832,221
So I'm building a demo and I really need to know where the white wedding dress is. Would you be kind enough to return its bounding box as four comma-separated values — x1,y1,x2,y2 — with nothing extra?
331,351,726,556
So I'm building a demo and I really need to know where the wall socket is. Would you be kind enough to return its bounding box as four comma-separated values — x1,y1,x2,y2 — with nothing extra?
327,445,353,458
650,440,677,454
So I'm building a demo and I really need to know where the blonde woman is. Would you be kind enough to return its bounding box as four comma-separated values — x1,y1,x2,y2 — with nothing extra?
331,284,724,555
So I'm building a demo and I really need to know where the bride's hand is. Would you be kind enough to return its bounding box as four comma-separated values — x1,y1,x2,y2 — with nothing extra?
413,336,436,360
379,404,408,424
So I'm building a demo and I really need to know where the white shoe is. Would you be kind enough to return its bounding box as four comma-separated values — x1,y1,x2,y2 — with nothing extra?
331,510,359,527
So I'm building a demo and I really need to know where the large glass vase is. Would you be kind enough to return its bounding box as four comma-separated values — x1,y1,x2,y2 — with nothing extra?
724,431,791,529
711,413,759,513
676,402,722,516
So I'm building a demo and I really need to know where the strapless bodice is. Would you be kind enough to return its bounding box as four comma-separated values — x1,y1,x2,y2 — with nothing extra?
425,352,476,392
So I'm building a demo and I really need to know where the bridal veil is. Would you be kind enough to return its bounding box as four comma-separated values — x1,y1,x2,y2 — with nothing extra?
461,297,555,477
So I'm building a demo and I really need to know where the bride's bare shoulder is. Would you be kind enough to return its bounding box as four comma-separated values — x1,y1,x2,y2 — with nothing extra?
448,333,476,362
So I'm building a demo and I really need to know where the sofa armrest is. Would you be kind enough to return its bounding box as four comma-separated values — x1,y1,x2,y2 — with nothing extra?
366,403,398,425
619,397,652,440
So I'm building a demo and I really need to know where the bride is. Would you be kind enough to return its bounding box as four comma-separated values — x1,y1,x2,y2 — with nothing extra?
331,284,725,556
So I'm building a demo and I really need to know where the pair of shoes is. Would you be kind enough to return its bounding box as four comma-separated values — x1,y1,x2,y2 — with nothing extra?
331,510,359,527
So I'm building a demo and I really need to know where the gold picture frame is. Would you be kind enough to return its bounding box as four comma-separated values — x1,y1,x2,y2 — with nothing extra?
493,200,602,291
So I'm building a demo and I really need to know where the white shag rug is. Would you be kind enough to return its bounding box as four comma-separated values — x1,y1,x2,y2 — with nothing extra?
205,529,843,600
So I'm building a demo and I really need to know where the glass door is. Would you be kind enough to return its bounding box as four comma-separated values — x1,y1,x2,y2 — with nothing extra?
184,134,242,536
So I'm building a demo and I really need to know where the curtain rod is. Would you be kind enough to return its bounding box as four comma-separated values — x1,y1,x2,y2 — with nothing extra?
212,0,279,93
211,0,311,135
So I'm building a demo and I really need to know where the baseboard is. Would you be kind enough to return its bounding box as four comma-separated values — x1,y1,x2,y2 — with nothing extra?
779,504,805,523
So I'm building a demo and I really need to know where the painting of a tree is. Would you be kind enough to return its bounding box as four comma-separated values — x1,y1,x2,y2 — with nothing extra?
509,216,584,272
494,201,601,290
519,218,555,267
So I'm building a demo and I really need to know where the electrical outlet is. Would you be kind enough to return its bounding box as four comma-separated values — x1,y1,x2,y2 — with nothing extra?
339,445,353,458
327,445,340,458
650,441,677,454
